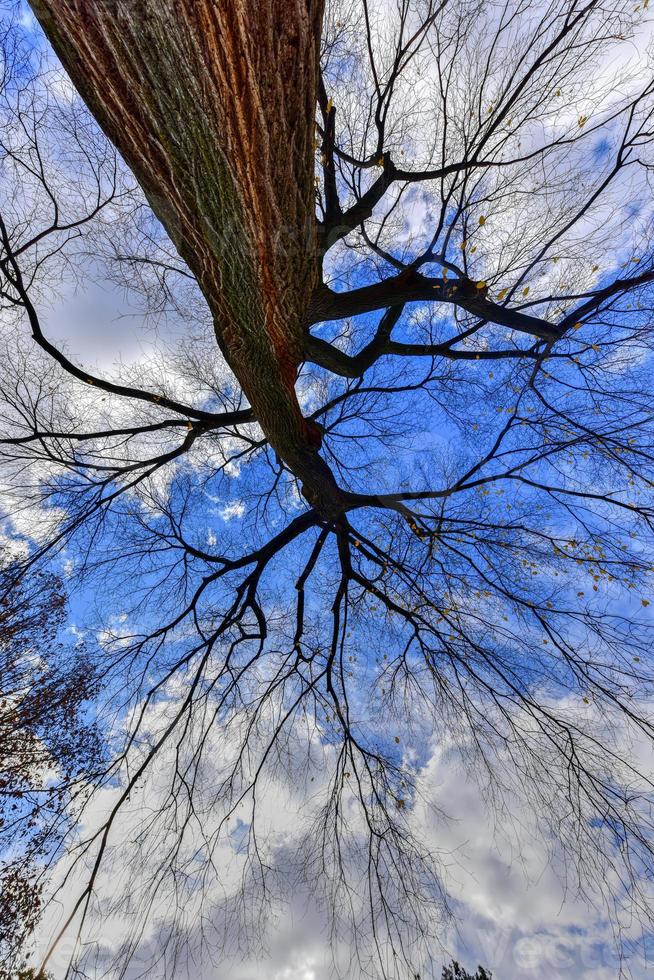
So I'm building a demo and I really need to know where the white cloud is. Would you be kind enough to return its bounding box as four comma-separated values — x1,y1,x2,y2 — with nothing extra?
29,692,654,980
219,500,245,521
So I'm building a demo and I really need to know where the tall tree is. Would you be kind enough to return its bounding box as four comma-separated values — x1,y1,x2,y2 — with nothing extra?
28,0,339,512
2,1,654,977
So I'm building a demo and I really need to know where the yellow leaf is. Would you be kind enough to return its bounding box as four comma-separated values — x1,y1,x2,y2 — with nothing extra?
578,115,588,128
642,599,650,607
522,286,530,297
326,97,334,112
476,280,487,290
496,288,508,301
478,215,486,226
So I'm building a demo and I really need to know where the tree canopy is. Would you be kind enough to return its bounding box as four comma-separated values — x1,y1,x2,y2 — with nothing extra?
2,1,654,977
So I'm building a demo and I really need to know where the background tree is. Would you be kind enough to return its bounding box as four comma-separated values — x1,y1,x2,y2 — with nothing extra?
0,559,101,979
2,0,654,977
441,962,491,980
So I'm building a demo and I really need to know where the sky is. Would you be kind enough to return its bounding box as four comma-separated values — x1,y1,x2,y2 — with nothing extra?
31,718,654,979
4,2,654,978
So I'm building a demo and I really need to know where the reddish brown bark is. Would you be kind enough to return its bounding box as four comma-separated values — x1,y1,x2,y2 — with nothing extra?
29,0,346,513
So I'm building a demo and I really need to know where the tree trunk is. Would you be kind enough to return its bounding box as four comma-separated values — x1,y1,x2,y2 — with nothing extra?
29,0,346,514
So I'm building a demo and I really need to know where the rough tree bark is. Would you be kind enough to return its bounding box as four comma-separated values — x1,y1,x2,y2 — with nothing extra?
28,0,349,514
